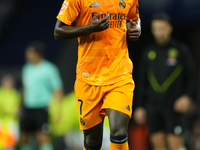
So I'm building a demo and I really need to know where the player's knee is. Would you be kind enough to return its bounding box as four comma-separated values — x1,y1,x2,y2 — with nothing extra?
84,122,103,148
84,131,102,148
110,124,128,136
106,109,130,136
84,135,102,147
84,140,102,150
84,132,102,149
110,133,128,144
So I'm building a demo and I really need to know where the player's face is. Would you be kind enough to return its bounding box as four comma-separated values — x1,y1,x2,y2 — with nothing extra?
25,47,40,63
151,20,172,45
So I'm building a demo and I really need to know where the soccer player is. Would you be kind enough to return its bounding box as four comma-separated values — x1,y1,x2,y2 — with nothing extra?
54,0,141,149
20,41,63,150
134,13,195,150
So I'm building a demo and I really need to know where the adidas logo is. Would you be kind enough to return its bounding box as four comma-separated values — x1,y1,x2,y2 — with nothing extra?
89,0,100,8
124,105,130,111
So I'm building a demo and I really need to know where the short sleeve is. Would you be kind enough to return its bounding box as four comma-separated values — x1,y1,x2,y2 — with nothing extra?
56,0,82,25
126,0,139,21
49,65,63,90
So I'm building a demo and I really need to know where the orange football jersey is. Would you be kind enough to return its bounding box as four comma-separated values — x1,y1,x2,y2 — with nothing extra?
57,0,139,85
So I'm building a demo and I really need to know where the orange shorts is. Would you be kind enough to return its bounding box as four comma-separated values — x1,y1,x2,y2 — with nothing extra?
74,78,135,130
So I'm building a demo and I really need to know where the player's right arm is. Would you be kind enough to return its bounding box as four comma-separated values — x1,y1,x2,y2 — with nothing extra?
54,13,110,40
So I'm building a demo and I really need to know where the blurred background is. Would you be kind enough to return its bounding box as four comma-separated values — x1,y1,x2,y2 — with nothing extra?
0,0,200,150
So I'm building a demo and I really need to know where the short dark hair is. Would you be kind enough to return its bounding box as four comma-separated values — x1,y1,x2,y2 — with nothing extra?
27,41,46,57
150,12,172,25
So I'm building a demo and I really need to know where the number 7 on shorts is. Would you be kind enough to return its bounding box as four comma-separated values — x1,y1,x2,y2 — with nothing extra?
78,99,83,115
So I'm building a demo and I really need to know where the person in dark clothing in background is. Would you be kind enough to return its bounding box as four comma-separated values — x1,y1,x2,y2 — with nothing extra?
133,13,196,150
190,73,200,150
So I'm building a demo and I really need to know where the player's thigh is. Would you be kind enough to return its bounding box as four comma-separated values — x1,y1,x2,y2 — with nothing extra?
105,108,130,136
102,79,134,136
75,79,105,130
102,79,135,119
83,121,104,146
166,134,184,150
150,131,167,150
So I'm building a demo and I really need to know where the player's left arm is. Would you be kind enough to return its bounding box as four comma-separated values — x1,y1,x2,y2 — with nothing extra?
127,18,141,41
126,0,141,41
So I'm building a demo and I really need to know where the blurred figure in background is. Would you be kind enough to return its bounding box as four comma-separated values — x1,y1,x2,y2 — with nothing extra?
190,119,200,150
19,41,63,150
134,13,196,150
0,74,21,149
190,74,200,150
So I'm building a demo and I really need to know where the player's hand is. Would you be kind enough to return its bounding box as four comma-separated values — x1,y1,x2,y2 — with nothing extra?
128,20,140,41
89,12,110,33
134,107,146,125
174,95,192,113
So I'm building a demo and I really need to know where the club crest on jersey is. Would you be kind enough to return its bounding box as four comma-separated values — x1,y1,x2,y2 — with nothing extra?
166,48,178,66
80,117,85,126
119,0,126,9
